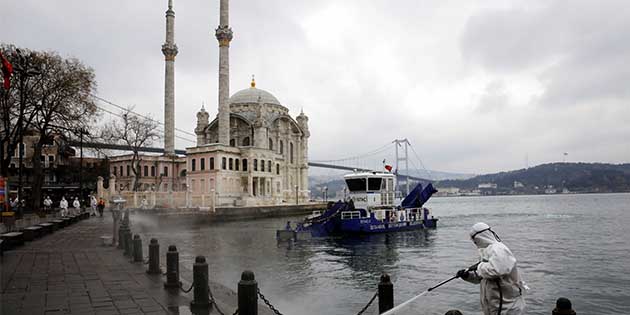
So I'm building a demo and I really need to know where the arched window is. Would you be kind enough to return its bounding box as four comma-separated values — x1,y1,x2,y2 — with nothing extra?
151,166,156,176
163,166,168,176
261,160,265,172
268,161,271,173
210,157,214,170
269,138,273,150
191,159,196,171
229,139,236,147
120,166,123,176
221,157,226,170
242,159,248,171
235,159,240,171
242,137,250,146
144,165,149,176
113,167,117,176
290,142,294,164
127,165,131,176
279,140,284,154
229,158,233,170
200,158,205,170
276,163,280,175
254,159,258,171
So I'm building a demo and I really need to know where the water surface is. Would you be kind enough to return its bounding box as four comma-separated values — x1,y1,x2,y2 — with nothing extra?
134,193,630,314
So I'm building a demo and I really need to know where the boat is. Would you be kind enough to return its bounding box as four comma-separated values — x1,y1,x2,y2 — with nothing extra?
277,171,438,239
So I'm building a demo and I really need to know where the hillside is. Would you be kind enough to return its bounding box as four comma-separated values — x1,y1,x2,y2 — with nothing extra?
437,163,630,194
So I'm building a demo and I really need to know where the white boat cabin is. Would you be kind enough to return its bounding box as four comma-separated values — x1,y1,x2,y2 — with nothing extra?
344,171,397,209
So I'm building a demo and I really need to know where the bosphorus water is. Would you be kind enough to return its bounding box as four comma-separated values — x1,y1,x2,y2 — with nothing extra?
134,193,630,314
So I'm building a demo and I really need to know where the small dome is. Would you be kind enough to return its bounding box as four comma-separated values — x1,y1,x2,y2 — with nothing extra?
229,87,281,105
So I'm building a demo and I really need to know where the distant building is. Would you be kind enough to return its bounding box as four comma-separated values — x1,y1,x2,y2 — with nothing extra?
513,181,524,188
436,187,460,196
478,183,498,189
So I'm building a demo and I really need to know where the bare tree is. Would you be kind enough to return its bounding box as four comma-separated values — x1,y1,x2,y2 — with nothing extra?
1,45,98,211
100,108,160,191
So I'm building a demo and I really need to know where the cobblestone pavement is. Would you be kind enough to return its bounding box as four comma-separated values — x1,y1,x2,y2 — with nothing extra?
0,217,192,315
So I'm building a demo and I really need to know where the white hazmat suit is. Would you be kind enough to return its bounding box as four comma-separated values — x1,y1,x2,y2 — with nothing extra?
460,222,527,315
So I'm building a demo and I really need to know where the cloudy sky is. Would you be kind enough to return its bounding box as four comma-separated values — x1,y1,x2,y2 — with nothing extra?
4,0,629,174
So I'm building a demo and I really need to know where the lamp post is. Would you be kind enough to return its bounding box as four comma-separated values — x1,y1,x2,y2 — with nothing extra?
324,186,328,202
78,127,88,208
295,185,298,205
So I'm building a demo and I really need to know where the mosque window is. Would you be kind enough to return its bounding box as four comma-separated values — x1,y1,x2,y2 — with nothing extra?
163,166,168,176
243,159,248,171
151,166,156,176
230,139,235,147
201,158,205,170
280,141,284,154
235,159,240,171
242,137,250,146
113,167,117,176
210,157,215,170
290,143,294,164
269,138,273,150
120,166,123,176
191,159,196,171
144,166,149,177
127,165,131,176
229,158,233,170
276,163,280,175
268,161,272,173
261,160,265,172
254,159,258,171
222,157,227,170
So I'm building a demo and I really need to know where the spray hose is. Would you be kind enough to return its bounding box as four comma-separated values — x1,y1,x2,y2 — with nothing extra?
380,262,480,315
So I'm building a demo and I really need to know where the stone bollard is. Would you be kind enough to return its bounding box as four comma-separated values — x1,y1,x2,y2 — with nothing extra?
146,238,161,274
190,256,210,309
133,234,143,262
378,273,394,314
164,245,181,288
238,270,258,315
123,230,133,256
552,297,576,315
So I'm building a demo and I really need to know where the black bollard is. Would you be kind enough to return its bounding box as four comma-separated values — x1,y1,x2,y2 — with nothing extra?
238,270,258,315
164,245,181,288
133,234,143,262
190,256,210,309
552,297,576,315
123,230,133,256
146,238,161,274
378,273,394,314
117,225,126,249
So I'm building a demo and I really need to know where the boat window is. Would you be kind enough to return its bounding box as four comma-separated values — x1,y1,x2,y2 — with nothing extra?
346,178,366,192
368,178,382,191
341,211,362,220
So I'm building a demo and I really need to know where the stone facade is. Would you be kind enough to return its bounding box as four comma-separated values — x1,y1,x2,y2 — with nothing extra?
190,79,310,206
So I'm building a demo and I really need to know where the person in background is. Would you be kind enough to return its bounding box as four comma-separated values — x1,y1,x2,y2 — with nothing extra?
90,195,98,216
73,197,81,215
97,197,105,217
457,222,527,315
43,196,53,213
445,310,463,315
59,197,68,217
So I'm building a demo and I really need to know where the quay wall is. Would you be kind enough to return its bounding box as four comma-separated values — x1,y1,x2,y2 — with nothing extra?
130,203,327,222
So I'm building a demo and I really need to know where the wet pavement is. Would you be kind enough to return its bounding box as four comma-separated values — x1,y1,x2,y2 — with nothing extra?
0,216,264,315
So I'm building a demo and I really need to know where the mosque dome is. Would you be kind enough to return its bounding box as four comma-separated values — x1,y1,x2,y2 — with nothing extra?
228,77,281,105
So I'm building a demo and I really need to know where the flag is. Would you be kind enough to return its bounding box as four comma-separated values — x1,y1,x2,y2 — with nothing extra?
0,52,14,90
384,165,392,172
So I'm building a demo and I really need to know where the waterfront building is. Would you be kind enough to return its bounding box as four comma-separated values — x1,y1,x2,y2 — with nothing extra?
106,0,310,208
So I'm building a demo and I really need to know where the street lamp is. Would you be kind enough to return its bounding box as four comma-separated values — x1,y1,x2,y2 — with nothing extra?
295,185,298,205
324,186,328,202
77,127,89,209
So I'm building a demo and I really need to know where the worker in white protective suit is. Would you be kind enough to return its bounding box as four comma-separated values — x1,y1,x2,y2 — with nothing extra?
456,222,527,315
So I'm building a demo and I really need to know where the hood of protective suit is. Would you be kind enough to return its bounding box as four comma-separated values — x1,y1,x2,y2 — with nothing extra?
470,222,500,249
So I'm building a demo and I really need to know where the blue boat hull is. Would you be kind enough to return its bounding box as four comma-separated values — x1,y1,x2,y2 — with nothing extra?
339,217,438,234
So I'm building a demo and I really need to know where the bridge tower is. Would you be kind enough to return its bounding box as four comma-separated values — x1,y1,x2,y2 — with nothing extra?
393,139,410,195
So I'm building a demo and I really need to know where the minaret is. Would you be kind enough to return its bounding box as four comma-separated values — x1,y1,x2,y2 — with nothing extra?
162,0,178,155
215,0,233,145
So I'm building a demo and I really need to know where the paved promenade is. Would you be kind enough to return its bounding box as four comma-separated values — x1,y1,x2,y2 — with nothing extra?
0,216,251,315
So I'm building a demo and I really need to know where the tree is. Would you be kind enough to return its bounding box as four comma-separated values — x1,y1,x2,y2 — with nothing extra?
100,108,160,191
1,45,98,211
